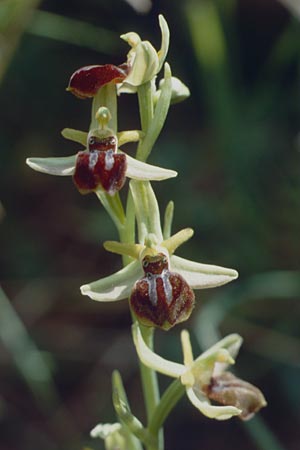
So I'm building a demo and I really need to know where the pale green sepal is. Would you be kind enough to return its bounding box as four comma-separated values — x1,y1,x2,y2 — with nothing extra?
198,333,243,362
80,260,142,302
198,333,243,377
186,386,241,420
130,180,163,244
132,323,184,378
157,15,170,72
26,155,76,176
162,228,194,255
121,31,141,47
163,200,174,239
61,128,88,146
170,255,238,289
125,153,177,180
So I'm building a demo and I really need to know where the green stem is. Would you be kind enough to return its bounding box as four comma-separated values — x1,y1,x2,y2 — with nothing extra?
96,191,126,231
148,379,185,437
139,325,164,450
136,64,172,162
137,81,154,134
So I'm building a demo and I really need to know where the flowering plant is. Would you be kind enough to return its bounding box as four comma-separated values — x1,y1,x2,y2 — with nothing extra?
27,15,266,450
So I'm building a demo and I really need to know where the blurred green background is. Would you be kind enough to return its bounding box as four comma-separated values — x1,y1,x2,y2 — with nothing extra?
1,0,300,449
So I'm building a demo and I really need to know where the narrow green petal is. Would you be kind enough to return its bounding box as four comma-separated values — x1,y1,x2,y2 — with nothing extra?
157,15,170,72
132,323,184,378
80,260,142,302
125,153,177,181
61,128,87,146
181,330,194,367
186,386,241,420
26,155,76,176
103,241,142,259
61,128,143,147
130,180,163,244
118,130,144,146
162,228,194,255
163,200,174,240
170,255,238,289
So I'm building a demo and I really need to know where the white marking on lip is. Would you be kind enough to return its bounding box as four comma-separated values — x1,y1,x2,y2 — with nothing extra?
162,270,173,305
88,151,98,170
147,274,158,306
105,150,114,171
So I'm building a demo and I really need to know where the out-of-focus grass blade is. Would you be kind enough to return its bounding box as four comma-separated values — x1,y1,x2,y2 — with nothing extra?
0,285,58,409
194,271,300,351
0,0,41,81
244,416,286,450
28,10,122,55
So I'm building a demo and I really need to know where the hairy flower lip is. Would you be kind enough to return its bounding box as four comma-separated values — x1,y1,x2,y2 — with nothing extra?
67,63,130,99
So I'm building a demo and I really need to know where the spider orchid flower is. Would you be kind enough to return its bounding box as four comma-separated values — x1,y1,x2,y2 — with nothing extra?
26,108,177,196
133,323,267,420
80,180,238,329
66,15,169,99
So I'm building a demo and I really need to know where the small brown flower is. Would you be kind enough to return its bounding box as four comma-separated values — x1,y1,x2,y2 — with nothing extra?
203,372,267,421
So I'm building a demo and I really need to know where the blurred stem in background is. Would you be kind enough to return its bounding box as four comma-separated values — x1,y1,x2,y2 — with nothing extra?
185,0,238,155
0,0,123,86
0,285,57,408
0,0,42,82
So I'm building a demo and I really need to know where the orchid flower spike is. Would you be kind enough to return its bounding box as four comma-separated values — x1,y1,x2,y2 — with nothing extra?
133,323,267,420
26,107,177,196
80,181,238,329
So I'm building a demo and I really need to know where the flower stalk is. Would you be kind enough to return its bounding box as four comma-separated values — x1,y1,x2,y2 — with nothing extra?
26,14,266,450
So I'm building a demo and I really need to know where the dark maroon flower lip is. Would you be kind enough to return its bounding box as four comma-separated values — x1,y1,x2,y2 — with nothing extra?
67,63,131,99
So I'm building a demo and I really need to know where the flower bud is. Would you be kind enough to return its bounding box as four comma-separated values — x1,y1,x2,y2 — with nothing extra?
202,372,267,421
155,76,190,105
130,253,195,330
121,33,160,87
